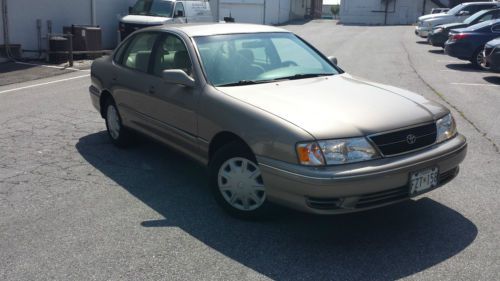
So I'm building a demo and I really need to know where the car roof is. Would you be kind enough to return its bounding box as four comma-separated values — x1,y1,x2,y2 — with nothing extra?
463,1,500,5
147,23,290,37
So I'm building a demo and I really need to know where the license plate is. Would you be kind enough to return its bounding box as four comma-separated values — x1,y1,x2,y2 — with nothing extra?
409,167,439,195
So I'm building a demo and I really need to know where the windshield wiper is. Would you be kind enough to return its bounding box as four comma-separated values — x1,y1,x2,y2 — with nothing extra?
276,73,334,81
217,80,274,87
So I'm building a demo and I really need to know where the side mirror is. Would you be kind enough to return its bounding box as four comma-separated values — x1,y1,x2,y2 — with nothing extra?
175,10,184,18
162,69,195,87
328,56,338,66
457,11,469,16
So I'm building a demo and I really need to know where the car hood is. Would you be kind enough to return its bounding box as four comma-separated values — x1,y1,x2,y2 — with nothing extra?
419,13,448,21
216,74,447,139
486,38,500,47
120,15,172,25
439,23,467,30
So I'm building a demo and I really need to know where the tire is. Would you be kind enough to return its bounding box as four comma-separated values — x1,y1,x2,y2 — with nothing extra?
209,142,272,219
103,97,132,148
470,47,489,70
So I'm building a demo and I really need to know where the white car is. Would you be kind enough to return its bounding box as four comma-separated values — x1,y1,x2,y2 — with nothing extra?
415,1,499,37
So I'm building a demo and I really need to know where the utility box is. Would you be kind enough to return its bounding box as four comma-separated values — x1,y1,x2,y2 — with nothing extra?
63,25,102,58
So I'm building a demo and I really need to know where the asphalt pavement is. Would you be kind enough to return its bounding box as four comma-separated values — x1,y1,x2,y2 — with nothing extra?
0,21,499,280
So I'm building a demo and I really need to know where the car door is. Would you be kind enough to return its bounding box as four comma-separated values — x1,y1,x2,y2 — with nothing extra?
111,32,161,130
172,2,187,23
146,32,200,156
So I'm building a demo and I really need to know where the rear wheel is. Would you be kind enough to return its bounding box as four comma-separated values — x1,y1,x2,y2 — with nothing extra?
104,97,132,147
209,142,272,219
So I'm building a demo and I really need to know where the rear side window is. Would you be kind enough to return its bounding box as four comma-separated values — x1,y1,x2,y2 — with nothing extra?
121,33,159,73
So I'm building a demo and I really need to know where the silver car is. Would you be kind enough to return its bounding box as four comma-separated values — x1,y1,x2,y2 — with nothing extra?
89,23,467,219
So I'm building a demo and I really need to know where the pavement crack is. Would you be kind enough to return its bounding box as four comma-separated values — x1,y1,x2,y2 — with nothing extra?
400,41,500,154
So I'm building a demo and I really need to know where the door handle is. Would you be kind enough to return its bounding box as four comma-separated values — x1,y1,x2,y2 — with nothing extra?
148,86,155,95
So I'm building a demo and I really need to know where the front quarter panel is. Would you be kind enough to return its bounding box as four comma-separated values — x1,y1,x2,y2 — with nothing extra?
198,85,314,164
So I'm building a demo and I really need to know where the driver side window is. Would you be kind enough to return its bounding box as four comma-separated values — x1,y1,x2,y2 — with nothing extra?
174,3,185,17
152,34,192,77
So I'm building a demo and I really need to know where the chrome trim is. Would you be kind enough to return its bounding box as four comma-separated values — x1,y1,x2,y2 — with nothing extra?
258,139,466,181
367,121,438,157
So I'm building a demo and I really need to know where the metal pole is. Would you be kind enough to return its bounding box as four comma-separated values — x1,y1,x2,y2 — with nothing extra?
67,33,73,67
91,0,97,26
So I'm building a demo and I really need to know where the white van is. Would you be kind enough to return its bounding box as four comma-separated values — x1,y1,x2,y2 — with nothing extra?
119,0,213,40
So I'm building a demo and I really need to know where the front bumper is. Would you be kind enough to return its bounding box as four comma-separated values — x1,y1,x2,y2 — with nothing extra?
428,32,448,47
415,26,430,38
486,50,500,72
257,135,467,214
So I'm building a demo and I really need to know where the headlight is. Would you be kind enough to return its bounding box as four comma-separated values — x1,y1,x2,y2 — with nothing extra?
434,27,444,33
436,114,457,143
296,138,380,166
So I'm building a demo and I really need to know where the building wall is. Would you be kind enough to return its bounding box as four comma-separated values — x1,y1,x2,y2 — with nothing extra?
217,0,291,25
1,0,135,58
340,0,440,25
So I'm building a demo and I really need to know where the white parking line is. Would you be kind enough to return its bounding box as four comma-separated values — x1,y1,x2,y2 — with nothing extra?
450,82,499,87
15,61,90,72
0,74,90,94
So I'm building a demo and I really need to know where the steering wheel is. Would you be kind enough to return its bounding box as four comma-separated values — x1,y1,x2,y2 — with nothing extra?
281,61,298,67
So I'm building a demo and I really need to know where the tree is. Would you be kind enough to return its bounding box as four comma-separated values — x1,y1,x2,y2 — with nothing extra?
330,4,340,19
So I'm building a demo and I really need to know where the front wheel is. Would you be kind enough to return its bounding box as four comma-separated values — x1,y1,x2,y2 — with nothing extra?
471,47,489,70
209,142,272,219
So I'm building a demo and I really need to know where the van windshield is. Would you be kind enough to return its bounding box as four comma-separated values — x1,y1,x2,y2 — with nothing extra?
130,0,174,17
447,4,464,15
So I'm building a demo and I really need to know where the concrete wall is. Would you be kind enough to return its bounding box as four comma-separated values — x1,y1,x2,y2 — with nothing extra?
1,0,135,58
340,0,440,25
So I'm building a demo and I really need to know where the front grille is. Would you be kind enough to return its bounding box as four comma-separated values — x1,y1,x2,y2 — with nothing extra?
369,123,437,156
306,167,459,210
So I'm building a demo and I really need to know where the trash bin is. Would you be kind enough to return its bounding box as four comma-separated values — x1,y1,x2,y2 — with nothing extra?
48,36,68,64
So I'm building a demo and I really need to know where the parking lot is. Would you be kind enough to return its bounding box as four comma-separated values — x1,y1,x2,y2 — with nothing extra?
1,21,499,280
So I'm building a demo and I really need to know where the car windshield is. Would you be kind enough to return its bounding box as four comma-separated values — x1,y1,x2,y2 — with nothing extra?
194,33,339,87
130,0,174,17
463,10,489,24
447,4,464,15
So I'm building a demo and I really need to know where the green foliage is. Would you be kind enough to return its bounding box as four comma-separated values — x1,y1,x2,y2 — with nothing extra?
330,4,340,16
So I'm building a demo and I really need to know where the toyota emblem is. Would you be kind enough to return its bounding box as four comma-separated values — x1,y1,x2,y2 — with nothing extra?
406,134,417,144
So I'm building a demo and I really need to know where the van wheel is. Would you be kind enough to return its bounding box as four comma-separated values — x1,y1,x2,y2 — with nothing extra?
209,142,272,219
104,97,132,148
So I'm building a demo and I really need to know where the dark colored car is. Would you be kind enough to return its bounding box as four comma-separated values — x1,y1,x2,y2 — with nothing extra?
444,19,500,68
484,38,500,71
429,8,500,47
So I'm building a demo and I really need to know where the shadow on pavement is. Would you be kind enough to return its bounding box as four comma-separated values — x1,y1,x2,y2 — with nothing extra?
428,49,444,54
483,76,500,85
445,63,484,73
0,61,73,86
76,131,478,281
416,40,429,45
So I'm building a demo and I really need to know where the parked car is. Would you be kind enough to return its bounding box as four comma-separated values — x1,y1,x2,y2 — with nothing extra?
431,8,450,14
416,1,499,38
484,38,500,71
429,8,500,47
90,24,467,219
119,0,212,40
445,19,500,68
